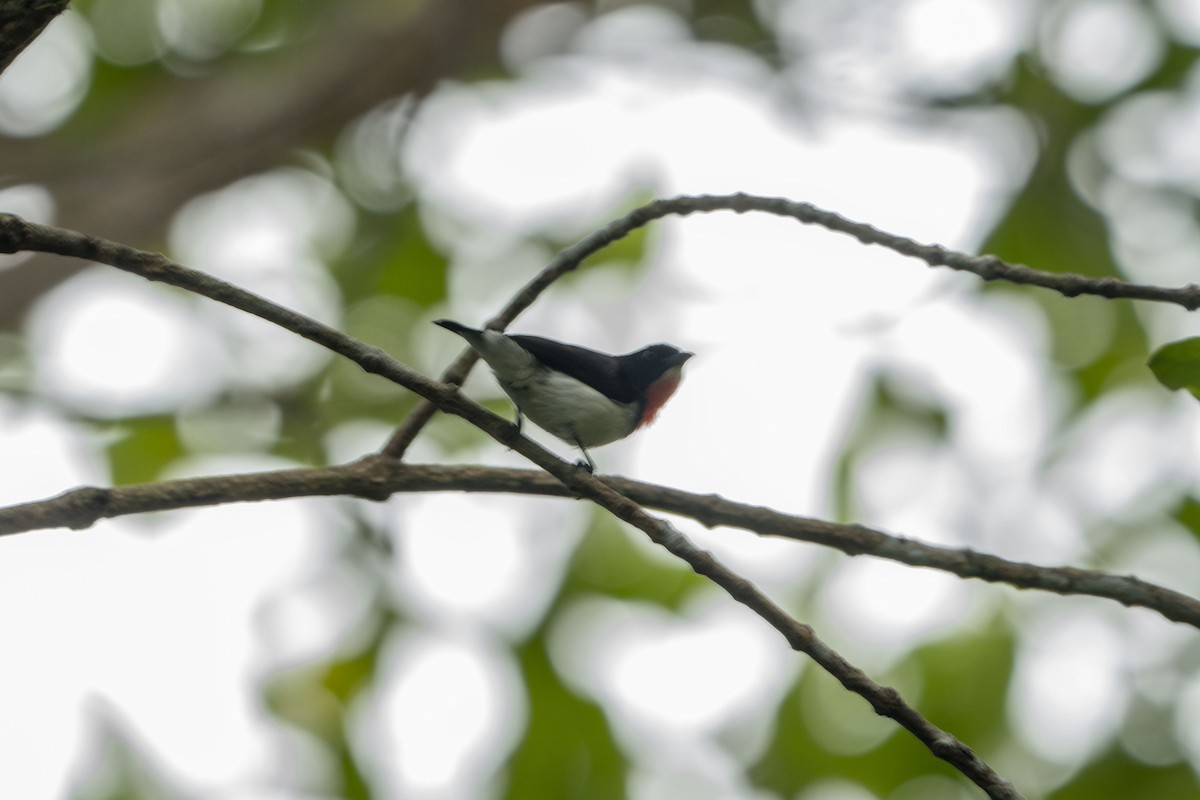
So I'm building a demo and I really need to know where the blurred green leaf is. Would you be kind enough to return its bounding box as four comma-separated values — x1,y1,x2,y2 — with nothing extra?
692,0,775,48
263,618,391,799
827,369,949,522
338,208,448,307
550,191,659,284
106,415,184,485
1170,495,1200,543
263,665,342,742
1073,325,1149,400
69,711,189,800
1037,293,1118,373
748,669,943,797
750,621,1014,796
1138,38,1200,94
0,332,30,394
503,635,626,800
264,610,391,736
909,618,1014,744
264,643,381,746
376,212,447,307
567,512,707,611
1148,337,1200,396
1049,747,1199,800
588,216,650,273
321,642,381,704
982,61,1108,278
746,678,815,795
983,56,1150,403
422,396,515,454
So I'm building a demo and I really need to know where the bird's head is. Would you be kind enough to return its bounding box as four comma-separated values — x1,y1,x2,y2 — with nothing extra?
623,344,693,427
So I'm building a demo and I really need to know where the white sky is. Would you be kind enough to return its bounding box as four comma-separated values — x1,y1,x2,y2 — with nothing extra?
4,2,1200,798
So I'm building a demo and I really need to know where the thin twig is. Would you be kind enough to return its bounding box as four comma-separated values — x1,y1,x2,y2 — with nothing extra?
378,192,1200,457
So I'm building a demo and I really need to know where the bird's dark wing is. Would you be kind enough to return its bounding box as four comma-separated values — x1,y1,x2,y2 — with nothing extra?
509,335,636,403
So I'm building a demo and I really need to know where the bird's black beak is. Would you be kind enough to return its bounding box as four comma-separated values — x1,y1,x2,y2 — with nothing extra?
672,352,700,371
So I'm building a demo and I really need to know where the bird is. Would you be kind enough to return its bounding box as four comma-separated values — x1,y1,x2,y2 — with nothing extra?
434,319,693,472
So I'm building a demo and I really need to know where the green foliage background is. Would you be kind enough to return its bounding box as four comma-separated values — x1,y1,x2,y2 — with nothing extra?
4,1,1200,798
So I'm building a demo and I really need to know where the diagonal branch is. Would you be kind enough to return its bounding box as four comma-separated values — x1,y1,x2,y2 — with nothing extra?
640,516,1020,800
4,461,1198,632
0,214,1021,798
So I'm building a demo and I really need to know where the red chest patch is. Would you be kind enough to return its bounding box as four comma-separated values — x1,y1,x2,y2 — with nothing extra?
638,367,684,428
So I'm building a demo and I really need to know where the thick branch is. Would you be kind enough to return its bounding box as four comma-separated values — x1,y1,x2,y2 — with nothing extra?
0,214,1020,797
4,461,1197,633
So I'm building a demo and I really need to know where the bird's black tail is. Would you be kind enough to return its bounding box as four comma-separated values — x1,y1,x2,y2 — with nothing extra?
434,319,477,337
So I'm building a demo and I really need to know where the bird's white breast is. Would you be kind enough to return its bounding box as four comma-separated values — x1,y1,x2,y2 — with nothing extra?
469,329,638,447
500,369,638,447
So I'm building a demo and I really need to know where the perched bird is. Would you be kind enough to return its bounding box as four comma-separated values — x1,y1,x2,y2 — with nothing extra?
435,319,693,472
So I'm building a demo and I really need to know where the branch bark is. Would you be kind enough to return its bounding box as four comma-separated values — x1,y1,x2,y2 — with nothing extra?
4,461,1198,632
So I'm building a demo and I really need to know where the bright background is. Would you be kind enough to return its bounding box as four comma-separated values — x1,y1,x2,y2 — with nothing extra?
3,1,1200,798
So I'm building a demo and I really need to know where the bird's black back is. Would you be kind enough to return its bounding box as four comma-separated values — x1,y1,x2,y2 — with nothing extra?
510,335,636,402
510,335,686,404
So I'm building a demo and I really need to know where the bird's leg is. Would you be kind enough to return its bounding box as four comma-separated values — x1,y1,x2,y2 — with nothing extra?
499,410,525,454
572,434,596,473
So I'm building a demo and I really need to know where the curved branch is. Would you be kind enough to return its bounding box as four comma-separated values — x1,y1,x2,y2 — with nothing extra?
0,214,1020,797
379,191,1200,456
4,461,1197,632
